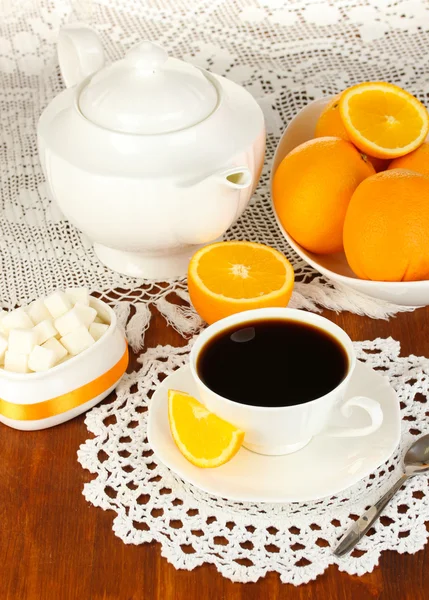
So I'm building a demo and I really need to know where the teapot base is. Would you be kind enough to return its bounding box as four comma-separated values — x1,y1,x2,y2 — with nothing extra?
94,242,207,280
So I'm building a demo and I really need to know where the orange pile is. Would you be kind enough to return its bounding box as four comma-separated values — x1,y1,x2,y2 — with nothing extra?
273,81,429,282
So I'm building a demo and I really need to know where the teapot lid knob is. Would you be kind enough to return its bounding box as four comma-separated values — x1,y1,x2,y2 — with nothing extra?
125,41,168,74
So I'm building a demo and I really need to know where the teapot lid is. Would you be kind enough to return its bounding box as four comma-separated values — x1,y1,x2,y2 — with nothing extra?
78,41,218,135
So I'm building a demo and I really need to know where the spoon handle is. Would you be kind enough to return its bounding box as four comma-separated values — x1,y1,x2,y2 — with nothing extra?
333,473,409,557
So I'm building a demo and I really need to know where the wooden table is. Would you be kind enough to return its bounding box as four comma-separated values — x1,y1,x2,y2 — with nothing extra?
1,305,429,599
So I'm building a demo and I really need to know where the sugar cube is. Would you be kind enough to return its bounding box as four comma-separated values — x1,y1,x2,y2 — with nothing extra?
2,308,34,333
54,308,85,337
0,333,8,360
75,303,97,327
33,319,58,345
66,287,90,306
94,303,111,324
8,329,38,354
28,345,56,372
61,326,95,355
27,299,52,325
41,337,68,363
89,322,109,341
44,291,72,319
4,351,29,373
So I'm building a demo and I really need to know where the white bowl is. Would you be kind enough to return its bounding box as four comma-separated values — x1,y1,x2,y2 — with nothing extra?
0,298,128,431
271,96,429,307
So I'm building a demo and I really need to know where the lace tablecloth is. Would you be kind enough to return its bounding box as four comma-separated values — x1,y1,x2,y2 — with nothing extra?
78,337,429,585
1,0,427,341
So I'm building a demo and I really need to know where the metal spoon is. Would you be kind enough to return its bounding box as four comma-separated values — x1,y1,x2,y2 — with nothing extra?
333,433,429,557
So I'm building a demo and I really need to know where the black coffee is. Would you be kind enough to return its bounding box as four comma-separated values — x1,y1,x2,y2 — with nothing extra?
197,319,348,408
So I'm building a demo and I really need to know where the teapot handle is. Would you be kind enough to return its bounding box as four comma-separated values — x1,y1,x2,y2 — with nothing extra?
58,23,105,88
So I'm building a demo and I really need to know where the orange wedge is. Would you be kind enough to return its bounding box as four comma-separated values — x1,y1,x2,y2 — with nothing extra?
339,82,429,159
187,241,295,324
168,390,244,468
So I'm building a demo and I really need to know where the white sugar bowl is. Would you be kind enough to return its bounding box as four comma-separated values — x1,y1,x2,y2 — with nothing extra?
38,24,266,279
0,298,128,431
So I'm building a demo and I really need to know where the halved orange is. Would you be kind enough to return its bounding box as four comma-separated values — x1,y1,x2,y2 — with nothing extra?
339,82,429,159
187,241,294,324
168,390,244,468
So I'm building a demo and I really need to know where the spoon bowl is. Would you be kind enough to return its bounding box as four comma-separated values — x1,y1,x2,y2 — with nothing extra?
404,433,429,474
334,433,429,556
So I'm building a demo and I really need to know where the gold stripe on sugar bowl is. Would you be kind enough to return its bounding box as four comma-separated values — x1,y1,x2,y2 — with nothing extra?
0,346,128,421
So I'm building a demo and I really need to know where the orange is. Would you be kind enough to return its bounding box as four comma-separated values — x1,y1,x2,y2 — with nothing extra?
339,82,429,159
272,137,375,254
315,94,389,172
315,94,349,140
343,169,429,281
168,389,244,468
388,141,429,176
188,241,294,324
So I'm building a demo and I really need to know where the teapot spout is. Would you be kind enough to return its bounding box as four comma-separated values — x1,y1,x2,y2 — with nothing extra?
57,23,105,88
217,166,252,190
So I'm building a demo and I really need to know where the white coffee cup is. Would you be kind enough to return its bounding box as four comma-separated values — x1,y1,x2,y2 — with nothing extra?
190,308,383,455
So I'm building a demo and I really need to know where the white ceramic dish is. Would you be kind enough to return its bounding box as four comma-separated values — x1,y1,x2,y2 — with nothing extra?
38,24,265,279
147,361,401,503
271,96,429,307
0,298,128,431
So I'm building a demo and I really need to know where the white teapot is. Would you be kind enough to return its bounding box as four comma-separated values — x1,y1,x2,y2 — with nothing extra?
38,24,266,278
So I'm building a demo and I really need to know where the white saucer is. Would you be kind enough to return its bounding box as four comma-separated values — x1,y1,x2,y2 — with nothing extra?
147,361,401,503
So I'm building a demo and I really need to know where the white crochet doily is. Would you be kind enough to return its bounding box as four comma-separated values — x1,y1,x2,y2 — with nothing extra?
78,337,429,585
0,0,426,335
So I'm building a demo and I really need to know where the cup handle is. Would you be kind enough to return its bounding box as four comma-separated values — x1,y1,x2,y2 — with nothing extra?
322,396,384,438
